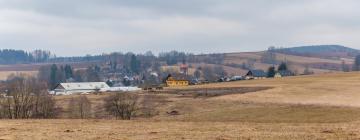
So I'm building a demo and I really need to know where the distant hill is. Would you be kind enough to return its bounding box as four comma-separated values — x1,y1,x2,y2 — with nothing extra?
0,45,356,80
272,45,360,59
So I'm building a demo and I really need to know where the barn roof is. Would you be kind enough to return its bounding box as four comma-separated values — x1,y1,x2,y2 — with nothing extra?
247,70,267,77
55,82,110,90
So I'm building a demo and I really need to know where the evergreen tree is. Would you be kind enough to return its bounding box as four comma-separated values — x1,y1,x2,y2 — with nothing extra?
106,80,114,87
130,55,140,74
50,64,58,89
278,62,288,71
57,65,66,83
267,66,276,77
64,65,73,79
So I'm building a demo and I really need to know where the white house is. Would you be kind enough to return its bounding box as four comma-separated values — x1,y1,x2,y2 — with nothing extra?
100,87,141,92
53,82,110,95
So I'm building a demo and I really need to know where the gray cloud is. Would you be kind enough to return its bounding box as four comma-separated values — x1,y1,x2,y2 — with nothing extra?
0,0,358,56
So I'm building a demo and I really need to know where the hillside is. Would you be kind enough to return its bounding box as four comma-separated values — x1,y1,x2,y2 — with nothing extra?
272,45,360,58
223,51,349,75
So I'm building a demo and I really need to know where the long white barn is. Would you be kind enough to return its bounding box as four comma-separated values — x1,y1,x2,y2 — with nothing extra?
53,82,110,95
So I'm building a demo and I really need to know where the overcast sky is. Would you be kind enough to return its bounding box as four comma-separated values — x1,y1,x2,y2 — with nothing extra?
0,0,359,56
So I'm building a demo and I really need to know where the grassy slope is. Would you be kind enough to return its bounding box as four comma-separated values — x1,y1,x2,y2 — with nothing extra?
2,72,360,139
224,52,351,74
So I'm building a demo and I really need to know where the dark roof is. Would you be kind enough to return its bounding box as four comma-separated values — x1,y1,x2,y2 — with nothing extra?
246,70,267,77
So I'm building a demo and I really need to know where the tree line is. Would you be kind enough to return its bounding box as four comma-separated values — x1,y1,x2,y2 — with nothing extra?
0,49,52,64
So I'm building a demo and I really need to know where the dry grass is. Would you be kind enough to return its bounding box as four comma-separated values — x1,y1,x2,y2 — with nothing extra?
0,71,38,80
197,72,360,107
0,120,360,140
224,52,343,74
3,72,360,139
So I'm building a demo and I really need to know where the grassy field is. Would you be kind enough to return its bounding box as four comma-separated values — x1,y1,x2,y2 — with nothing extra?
224,52,342,74
0,71,38,80
2,72,360,139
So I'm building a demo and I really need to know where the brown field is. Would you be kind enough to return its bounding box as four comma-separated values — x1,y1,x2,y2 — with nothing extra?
0,61,102,80
224,52,347,74
3,72,360,139
0,71,38,80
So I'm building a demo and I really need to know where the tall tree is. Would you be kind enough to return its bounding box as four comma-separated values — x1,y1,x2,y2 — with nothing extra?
130,55,140,74
260,48,277,64
68,96,92,119
267,66,276,77
278,62,288,71
50,64,58,89
194,69,201,79
64,65,73,79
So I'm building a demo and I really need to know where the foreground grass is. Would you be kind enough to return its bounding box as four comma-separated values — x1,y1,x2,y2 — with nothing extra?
0,119,359,140
157,98,360,123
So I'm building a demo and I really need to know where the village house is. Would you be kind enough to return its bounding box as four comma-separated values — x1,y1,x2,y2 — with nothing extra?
53,82,110,95
165,74,189,87
179,63,189,75
275,70,294,78
245,70,267,79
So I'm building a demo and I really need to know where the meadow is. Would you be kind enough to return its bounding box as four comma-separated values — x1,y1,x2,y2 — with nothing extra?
2,72,360,139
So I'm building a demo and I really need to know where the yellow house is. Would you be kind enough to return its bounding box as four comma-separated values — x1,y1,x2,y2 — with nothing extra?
166,76,189,87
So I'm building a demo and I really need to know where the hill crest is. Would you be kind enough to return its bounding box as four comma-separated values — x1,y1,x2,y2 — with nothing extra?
271,45,359,58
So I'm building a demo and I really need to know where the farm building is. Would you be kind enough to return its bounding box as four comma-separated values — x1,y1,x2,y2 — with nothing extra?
275,70,294,78
179,64,189,75
53,82,110,95
165,74,189,87
245,70,267,79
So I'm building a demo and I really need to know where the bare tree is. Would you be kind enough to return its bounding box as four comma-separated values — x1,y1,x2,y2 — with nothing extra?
202,66,216,82
193,68,201,79
104,93,139,120
0,75,58,119
0,97,12,119
10,76,36,119
261,48,277,65
68,95,92,119
34,95,57,118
